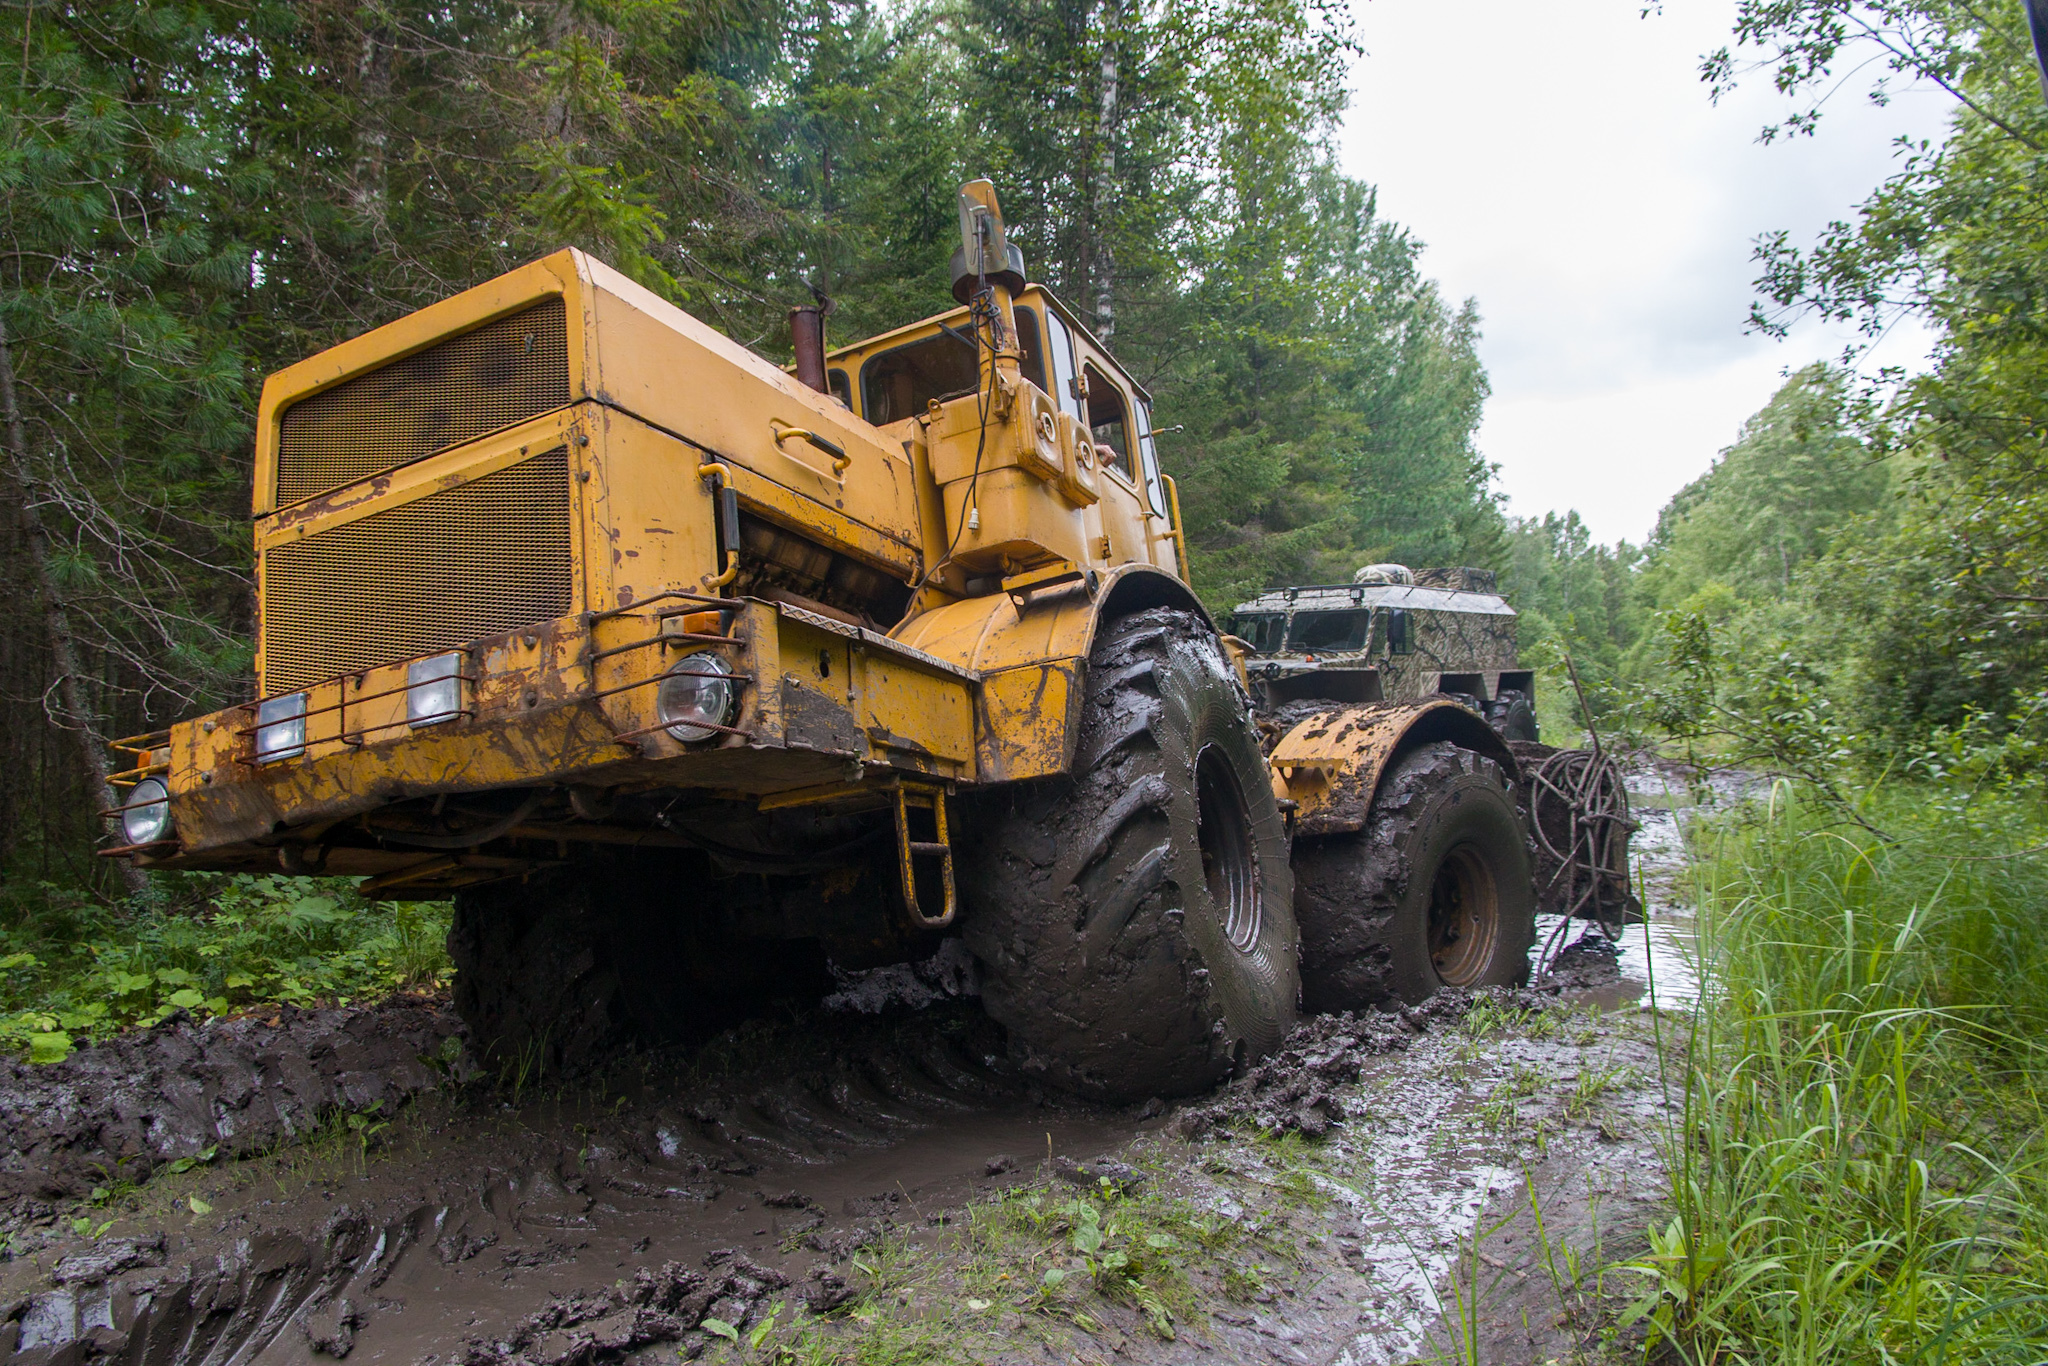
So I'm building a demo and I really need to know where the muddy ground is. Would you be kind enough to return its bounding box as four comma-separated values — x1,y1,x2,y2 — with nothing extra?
0,766,1705,1366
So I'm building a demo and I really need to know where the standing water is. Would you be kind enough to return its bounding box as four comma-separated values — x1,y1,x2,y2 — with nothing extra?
1533,757,1734,1009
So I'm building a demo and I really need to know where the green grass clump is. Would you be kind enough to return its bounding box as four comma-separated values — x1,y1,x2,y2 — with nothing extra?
732,1157,1287,1363
1630,783,2048,1363
0,875,450,1062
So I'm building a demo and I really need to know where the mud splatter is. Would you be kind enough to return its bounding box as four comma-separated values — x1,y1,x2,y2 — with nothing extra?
0,997,464,1204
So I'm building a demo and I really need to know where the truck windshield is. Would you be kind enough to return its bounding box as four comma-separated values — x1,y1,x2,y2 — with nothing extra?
1286,610,1370,652
862,329,979,424
1230,613,1286,652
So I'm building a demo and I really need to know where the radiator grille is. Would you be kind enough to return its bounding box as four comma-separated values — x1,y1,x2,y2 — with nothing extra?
261,450,574,696
275,299,571,506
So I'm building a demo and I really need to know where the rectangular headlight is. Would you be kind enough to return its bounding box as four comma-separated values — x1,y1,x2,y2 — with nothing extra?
407,653,464,727
255,692,306,763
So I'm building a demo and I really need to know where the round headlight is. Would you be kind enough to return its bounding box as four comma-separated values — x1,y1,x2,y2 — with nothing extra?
122,777,172,846
656,651,736,742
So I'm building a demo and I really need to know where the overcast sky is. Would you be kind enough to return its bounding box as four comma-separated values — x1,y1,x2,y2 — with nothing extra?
1336,0,1955,545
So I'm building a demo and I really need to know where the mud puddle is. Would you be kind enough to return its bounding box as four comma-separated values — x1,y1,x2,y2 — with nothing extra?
1530,752,1765,1013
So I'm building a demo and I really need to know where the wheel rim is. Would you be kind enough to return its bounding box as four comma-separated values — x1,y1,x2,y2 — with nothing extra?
1194,744,1262,952
1427,844,1501,986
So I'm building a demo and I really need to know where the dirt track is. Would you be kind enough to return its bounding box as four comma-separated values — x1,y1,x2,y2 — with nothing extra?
0,957,1680,1366
0,765,1701,1366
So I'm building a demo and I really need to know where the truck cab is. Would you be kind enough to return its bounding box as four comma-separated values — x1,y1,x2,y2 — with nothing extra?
1227,565,1534,735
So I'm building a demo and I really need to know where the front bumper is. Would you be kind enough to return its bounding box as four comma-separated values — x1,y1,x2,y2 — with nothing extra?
116,594,983,878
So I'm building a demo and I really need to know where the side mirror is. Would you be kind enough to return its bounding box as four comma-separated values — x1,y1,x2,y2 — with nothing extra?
951,179,1027,302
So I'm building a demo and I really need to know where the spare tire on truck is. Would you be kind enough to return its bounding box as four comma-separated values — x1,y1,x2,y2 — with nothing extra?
1293,740,1534,1011
961,608,1298,1101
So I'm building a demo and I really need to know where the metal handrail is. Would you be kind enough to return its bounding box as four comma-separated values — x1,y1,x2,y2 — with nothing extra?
585,670,754,706
610,716,755,744
589,588,745,623
231,674,478,737
586,631,741,664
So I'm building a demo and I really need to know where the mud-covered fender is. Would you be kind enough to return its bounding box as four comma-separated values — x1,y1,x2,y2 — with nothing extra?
1268,699,1520,838
888,565,1213,781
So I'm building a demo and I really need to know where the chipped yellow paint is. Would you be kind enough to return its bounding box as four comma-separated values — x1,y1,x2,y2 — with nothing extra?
1269,698,1521,838
154,597,984,863
130,242,1217,874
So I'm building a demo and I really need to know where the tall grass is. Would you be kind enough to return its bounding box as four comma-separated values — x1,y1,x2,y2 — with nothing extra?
1632,783,2048,1363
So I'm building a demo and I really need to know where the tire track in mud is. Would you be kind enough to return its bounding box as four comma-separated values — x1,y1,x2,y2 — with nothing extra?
0,1003,1132,1366
0,974,1675,1366
0,775,1698,1366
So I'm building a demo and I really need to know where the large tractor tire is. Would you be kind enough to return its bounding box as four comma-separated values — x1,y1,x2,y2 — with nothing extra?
449,866,633,1075
1293,741,1535,1011
449,854,830,1075
961,608,1297,1102
1486,689,1539,743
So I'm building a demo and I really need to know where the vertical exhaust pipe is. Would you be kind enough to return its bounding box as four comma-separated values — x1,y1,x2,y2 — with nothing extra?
790,305,828,394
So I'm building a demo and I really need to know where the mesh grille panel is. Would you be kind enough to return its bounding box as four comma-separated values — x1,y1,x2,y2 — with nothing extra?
261,450,574,695
276,299,570,506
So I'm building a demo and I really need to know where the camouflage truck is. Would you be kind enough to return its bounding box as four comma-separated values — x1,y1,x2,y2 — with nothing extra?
1225,564,1538,741
1233,564,1638,999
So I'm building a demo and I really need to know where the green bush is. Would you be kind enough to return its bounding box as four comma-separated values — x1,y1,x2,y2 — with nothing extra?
1630,784,2048,1362
0,876,450,1064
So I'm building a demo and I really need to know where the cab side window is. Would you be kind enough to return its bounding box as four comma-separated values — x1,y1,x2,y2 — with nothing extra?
1084,363,1132,477
827,368,852,410
861,331,979,425
1132,397,1164,514
1014,307,1048,395
1045,309,1085,424
1383,607,1413,655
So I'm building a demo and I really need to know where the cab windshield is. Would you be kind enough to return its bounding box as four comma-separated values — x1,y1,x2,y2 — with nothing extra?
861,330,979,424
1230,613,1286,652
1286,610,1370,652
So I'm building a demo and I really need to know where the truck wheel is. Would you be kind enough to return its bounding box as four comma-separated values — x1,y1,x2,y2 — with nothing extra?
449,855,832,1074
961,608,1298,1102
1486,689,1539,743
1294,741,1534,1011
449,865,634,1075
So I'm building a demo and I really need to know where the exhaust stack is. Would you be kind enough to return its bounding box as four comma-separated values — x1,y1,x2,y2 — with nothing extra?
790,305,828,394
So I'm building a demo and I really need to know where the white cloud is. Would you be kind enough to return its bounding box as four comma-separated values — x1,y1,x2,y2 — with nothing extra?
1336,0,1951,542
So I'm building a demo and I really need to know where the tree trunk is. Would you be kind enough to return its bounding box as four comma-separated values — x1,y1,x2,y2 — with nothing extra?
1092,0,1120,341
352,9,394,232
0,315,146,896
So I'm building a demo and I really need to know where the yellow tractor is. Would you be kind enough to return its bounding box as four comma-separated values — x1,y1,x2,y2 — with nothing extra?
104,183,1560,1100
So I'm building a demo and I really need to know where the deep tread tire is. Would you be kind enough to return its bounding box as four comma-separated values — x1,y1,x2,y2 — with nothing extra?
1487,690,1539,743
449,866,634,1074
1294,741,1535,1011
961,608,1298,1101
449,856,833,1074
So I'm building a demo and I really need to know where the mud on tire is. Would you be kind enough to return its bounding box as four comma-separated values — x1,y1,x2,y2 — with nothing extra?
1293,741,1535,1011
449,854,831,1075
960,608,1298,1102
450,866,633,1075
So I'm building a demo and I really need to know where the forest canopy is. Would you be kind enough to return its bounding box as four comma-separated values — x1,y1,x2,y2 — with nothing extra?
15,0,2043,903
